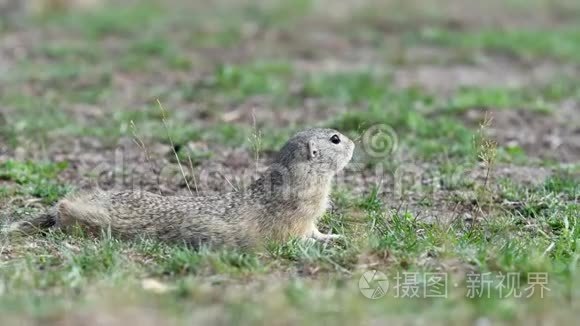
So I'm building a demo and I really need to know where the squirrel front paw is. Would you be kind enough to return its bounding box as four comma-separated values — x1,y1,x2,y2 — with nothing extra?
310,229,343,243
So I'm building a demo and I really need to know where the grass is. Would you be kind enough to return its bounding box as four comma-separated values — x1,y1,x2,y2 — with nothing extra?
39,2,165,39
414,26,580,63
1,0,579,324
1,172,577,322
3,55,576,158
191,62,294,103
0,160,70,204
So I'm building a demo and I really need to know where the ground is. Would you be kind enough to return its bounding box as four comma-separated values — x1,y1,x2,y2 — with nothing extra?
0,0,579,324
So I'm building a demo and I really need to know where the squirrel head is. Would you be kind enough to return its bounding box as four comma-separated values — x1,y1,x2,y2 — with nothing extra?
273,128,354,177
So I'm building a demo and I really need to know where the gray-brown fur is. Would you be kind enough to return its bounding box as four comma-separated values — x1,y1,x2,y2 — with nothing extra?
4,128,354,249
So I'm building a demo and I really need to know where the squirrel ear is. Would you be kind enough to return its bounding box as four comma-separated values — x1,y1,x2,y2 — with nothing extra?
307,140,318,159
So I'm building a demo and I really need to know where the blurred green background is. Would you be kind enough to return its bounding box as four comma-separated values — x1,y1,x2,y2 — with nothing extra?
0,0,579,325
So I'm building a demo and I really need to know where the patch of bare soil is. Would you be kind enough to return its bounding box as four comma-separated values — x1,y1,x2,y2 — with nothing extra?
462,108,580,163
394,60,580,95
43,136,261,197
313,0,580,31
418,0,580,30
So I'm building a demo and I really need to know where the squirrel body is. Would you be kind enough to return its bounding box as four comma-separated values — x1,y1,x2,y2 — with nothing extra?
5,129,354,249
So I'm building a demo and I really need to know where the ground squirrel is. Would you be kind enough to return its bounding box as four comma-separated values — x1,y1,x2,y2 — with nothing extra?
5,128,355,249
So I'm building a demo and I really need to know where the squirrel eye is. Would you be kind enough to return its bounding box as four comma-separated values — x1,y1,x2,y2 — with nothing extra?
330,134,341,144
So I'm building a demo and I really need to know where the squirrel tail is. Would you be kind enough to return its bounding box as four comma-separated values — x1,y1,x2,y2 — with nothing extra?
2,211,57,235
2,192,113,237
